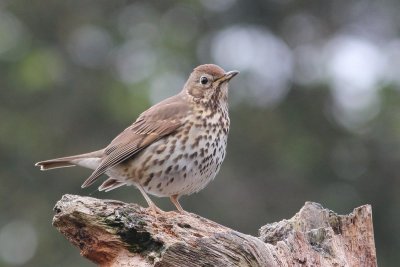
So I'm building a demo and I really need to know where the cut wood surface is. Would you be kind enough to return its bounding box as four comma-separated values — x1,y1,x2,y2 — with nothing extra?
53,194,377,266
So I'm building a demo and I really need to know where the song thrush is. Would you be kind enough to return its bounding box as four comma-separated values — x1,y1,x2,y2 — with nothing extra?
35,64,239,213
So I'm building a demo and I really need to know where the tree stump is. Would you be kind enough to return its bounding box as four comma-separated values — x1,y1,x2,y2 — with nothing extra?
53,194,377,266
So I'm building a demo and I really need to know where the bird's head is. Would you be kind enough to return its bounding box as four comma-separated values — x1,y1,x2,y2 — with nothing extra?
183,64,239,107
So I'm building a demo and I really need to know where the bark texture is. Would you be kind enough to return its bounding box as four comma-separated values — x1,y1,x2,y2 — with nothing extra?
53,194,377,266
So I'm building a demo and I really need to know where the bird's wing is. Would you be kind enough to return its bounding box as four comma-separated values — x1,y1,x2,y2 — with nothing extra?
81,94,190,188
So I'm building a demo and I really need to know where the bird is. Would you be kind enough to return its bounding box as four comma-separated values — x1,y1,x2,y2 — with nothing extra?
35,64,239,213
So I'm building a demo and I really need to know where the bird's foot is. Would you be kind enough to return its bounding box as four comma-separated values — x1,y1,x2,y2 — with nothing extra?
148,204,165,215
175,209,190,216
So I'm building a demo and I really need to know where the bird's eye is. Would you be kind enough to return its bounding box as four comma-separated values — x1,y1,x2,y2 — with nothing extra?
200,76,208,85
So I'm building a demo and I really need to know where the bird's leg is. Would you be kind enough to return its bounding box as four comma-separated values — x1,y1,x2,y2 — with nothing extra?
170,194,186,214
137,185,164,214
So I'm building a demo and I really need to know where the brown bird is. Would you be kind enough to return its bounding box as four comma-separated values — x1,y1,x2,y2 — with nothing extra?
36,64,238,213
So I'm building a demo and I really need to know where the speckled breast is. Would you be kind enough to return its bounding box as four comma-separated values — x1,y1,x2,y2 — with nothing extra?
119,107,230,197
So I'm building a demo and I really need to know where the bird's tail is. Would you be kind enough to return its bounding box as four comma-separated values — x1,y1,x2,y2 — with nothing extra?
35,150,103,171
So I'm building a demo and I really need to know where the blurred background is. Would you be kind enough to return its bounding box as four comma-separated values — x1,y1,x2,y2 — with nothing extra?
0,0,399,266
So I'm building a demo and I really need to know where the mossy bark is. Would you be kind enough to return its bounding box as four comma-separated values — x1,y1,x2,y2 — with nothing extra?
53,195,377,266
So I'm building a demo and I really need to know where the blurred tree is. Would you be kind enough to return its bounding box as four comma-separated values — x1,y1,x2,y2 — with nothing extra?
0,0,399,266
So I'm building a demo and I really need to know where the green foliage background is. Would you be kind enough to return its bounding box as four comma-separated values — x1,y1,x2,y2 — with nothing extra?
1,0,399,266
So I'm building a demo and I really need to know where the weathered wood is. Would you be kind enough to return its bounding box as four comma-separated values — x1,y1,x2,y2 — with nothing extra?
53,194,377,266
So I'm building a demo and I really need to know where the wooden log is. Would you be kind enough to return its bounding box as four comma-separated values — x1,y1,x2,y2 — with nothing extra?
53,194,377,266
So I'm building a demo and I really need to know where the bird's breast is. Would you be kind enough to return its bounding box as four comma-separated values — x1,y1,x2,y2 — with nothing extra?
115,107,230,197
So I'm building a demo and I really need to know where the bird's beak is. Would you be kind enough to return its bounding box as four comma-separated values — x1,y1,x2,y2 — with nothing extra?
216,70,239,83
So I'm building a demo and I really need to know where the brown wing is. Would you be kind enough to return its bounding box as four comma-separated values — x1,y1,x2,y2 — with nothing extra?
81,94,190,188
